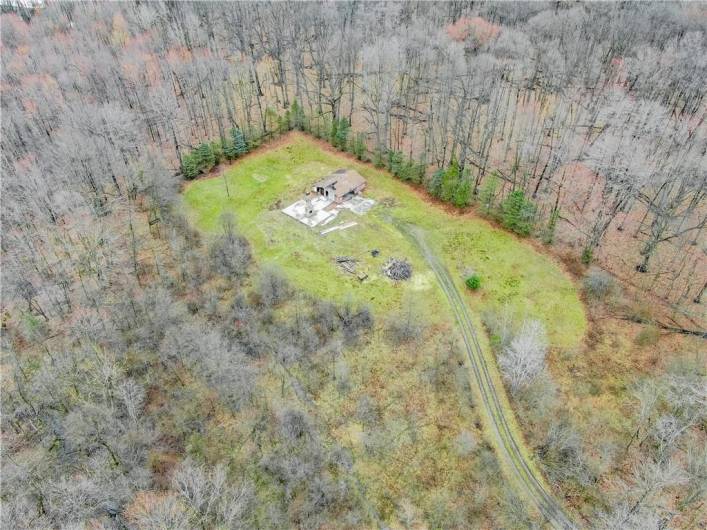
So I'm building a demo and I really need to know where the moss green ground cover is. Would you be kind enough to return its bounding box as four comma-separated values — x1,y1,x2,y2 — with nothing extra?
183,134,585,349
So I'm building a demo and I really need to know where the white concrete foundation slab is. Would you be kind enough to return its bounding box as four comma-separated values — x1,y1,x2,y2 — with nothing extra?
282,196,337,227
282,195,375,228
339,196,376,215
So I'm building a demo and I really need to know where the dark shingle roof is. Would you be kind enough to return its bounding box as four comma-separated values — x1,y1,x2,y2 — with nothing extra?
313,169,366,198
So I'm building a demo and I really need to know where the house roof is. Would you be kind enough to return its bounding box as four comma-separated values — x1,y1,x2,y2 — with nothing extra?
313,169,366,198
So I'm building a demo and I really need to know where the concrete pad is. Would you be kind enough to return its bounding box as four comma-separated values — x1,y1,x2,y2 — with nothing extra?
282,196,337,227
283,194,373,228
339,196,375,215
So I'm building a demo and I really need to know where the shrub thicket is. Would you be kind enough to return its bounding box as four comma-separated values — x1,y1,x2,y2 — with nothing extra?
635,325,660,346
583,268,615,300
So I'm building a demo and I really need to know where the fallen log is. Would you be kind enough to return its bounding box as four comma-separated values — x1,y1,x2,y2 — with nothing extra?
619,315,706,339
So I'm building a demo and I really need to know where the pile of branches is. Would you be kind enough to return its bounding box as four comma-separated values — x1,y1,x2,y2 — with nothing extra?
383,258,412,281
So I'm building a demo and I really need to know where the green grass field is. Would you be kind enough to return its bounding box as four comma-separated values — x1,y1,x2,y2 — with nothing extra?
183,133,588,522
183,133,586,349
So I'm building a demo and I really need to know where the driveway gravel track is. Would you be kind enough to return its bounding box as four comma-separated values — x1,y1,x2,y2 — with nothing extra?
400,222,577,530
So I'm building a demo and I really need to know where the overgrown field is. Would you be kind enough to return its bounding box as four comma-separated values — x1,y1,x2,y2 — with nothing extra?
183,133,586,349
181,134,588,522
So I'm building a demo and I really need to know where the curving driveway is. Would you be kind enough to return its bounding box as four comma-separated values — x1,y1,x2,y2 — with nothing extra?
400,222,577,530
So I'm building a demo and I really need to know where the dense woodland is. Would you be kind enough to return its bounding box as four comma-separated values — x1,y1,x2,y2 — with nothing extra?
1,2,705,529
2,1,706,307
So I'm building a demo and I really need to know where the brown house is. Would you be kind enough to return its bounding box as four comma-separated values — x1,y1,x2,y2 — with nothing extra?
312,169,366,203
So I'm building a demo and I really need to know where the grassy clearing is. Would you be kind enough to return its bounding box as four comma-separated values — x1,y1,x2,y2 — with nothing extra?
183,133,586,349
182,133,588,524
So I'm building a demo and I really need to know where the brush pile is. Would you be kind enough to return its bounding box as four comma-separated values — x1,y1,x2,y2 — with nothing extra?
383,258,412,281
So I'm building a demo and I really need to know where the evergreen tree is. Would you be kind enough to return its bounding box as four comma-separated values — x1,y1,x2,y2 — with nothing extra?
502,190,536,236
223,138,237,160
581,247,593,265
335,118,349,150
210,140,223,164
373,149,385,168
329,118,338,145
353,133,367,160
181,153,200,180
452,178,472,207
479,175,498,215
231,128,248,156
440,158,460,202
388,151,404,177
427,169,444,198
195,142,216,172
542,207,560,244
399,159,416,181
313,115,323,138
503,190,525,233
277,114,289,135
412,155,426,185
289,99,305,130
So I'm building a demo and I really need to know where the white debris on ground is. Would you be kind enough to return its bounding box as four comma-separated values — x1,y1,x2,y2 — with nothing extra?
320,221,358,235
319,213,338,226
339,196,376,215
281,196,337,227
282,195,376,228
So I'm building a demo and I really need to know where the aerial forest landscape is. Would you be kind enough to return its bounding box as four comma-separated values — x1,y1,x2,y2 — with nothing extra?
1,1,705,529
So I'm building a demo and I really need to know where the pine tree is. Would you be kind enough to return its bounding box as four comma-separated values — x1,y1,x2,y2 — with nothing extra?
388,151,404,176
479,176,498,215
313,115,323,138
277,114,289,134
329,118,338,146
427,169,444,198
289,99,305,130
231,128,248,156
210,141,223,164
195,142,216,172
373,149,385,168
412,155,426,184
440,158,460,202
223,138,237,160
398,159,414,181
353,133,367,160
542,207,560,244
335,118,350,150
502,190,536,236
452,178,472,207
502,190,525,232
181,153,200,180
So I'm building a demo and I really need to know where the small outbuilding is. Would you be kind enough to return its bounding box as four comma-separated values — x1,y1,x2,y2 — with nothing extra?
312,169,366,204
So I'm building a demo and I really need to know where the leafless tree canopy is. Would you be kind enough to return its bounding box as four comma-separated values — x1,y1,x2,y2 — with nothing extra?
1,1,705,528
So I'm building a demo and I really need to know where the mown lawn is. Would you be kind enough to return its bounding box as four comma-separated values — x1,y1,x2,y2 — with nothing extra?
183,133,586,349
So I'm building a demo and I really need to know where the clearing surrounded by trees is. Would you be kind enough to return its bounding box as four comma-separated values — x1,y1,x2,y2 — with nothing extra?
184,133,586,348
183,132,587,523
3,2,705,528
